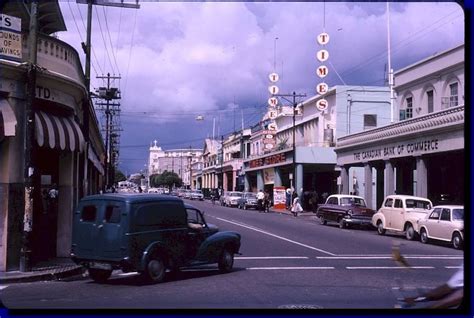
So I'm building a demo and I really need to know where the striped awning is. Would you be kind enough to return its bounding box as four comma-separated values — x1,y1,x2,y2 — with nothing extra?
0,98,17,141
35,111,85,152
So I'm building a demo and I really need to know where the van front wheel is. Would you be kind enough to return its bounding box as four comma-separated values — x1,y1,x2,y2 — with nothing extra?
218,248,234,273
89,268,112,283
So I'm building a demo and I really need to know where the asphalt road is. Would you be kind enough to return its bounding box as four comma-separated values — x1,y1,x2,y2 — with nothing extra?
0,199,463,310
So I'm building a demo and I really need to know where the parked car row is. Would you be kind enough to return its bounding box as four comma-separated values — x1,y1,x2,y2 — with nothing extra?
316,194,464,249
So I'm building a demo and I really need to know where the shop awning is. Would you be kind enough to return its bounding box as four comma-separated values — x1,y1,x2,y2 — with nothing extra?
35,111,85,152
88,147,104,175
0,98,17,141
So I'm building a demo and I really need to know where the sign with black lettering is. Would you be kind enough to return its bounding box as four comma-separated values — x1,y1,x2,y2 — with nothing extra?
351,139,440,162
0,14,22,60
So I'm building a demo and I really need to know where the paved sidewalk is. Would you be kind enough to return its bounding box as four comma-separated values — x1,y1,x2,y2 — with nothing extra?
0,258,84,284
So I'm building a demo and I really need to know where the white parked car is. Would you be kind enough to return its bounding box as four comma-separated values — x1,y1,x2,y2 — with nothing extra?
224,192,243,207
190,190,204,201
418,205,464,249
372,195,433,240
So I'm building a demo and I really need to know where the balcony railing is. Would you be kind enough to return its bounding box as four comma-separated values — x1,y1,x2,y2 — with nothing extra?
20,33,86,87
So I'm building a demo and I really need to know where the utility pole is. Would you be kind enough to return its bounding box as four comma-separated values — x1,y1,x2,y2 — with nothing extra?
78,0,139,193
95,73,121,190
274,92,306,197
20,0,38,272
220,135,224,190
188,145,193,190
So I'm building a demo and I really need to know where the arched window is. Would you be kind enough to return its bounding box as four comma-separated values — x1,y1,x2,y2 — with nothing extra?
406,96,413,119
449,82,459,107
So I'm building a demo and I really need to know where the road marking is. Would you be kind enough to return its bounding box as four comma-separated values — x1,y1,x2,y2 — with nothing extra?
445,266,463,269
236,256,308,260
346,266,435,270
247,267,334,270
214,217,336,256
317,256,463,260
0,285,8,290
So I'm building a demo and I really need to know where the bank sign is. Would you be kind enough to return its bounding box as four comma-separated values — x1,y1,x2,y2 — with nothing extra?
0,14,22,61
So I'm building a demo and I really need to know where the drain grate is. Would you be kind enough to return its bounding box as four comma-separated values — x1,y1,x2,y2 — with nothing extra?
278,304,323,309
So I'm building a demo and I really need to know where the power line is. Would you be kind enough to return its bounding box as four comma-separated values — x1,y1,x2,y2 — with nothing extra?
94,5,116,75
123,8,138,98
102,6,121,75
74,1,105,77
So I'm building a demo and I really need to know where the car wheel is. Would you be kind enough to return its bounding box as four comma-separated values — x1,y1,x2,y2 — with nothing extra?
377,221,385,235
452,233,463,250
142,254,166,283
405,224,416,241
88,268,112,283
338,218,345,229
319,217,327,225
420,228,429,244
218,248,234,273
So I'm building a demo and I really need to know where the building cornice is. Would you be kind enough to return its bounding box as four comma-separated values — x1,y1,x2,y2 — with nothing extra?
336,105,464,151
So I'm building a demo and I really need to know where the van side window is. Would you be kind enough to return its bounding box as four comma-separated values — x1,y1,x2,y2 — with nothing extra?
81,205,97,222
135,202,186,227
105,205,121,223
440,209,450,221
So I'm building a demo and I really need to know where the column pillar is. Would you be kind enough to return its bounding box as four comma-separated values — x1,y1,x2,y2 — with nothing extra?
384,160,394,196
223,171,228,191
416,156,427,198
296,163,303,198
57,152,74,257
257,170,264,191
244,173,250,192
364,163,373,209
274,167,282,187
232,170,237,191
340,165,349,194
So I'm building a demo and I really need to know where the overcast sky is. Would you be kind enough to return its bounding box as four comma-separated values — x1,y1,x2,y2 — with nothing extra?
57,1,464,175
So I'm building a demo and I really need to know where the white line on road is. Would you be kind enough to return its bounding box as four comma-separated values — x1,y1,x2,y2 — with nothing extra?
0,285,8,290
236,256,309,260
247,267,334,270
346,266,435,270
317,256,463,260
214,217,336,256
445,266,463,269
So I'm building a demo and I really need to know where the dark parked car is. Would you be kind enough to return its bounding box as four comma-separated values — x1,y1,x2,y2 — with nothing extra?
316,194,375,229
237,192,258,210
71,194,241,283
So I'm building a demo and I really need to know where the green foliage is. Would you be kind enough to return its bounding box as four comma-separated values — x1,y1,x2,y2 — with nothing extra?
114,170,127,183
150,171,182,188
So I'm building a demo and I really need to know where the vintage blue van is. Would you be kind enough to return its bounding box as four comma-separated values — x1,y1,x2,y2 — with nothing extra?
71,194,241,283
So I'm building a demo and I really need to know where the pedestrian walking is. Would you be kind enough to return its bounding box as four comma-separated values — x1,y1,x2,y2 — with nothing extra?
264,190,271,213
257,189,265,212
285,188,292,210
291,195,303,217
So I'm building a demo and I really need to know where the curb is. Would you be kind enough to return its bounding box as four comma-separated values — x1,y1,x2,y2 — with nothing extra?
0,266,84,284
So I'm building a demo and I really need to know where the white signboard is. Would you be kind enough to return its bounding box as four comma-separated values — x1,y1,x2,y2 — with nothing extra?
0,14,22,60
316,83,329,95
317,32,330,45
269,72,279,83
267,122,278,131
316,49,329,62
268,85,279,95
317,65,329,78
316,99,328,111
268,97,278,107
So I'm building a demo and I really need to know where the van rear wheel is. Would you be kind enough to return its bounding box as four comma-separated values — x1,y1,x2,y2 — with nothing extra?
142,254,166,283
89,268,112,283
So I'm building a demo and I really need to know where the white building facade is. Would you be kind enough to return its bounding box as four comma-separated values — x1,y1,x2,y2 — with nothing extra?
335,45,464,208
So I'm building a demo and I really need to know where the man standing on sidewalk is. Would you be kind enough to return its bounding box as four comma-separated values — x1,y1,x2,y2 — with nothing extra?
257,189,265,212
